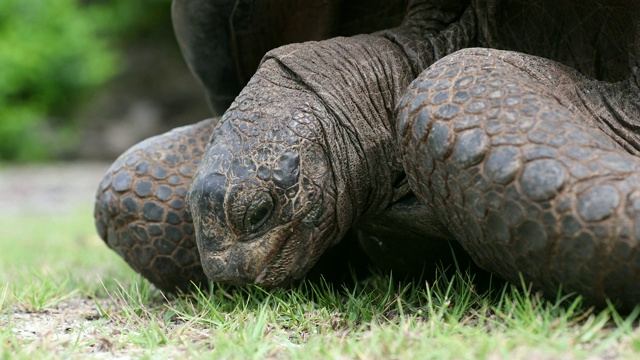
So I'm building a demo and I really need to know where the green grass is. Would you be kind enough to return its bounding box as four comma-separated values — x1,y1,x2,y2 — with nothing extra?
1,205,640,359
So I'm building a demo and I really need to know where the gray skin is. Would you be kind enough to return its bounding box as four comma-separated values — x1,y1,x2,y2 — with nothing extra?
96,0,640,309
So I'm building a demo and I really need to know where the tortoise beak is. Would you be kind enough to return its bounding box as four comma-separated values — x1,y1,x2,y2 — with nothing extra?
197,225,294,286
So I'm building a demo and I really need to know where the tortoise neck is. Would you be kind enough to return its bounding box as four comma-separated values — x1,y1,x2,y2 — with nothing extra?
264,35,414,227
260,3,477,230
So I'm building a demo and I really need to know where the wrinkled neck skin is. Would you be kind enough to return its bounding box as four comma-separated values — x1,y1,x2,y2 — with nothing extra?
263,35,415,232
260,1,477,231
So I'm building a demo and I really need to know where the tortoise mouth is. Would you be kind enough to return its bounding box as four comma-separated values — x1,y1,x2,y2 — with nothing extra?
254,261,276,286
201,224,296,286
254,219,330,287
253,233,297,287
252,228,295,286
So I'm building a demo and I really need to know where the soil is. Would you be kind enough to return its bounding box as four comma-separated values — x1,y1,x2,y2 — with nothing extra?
0,162,170,358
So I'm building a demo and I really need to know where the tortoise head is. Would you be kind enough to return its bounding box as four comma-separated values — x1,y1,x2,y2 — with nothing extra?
188,59,340,286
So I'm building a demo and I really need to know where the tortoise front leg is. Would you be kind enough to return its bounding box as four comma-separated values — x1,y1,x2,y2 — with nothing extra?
398,48,640,309
94,118,217,292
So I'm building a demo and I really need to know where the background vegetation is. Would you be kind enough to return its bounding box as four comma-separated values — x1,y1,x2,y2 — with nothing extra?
0,0,172,161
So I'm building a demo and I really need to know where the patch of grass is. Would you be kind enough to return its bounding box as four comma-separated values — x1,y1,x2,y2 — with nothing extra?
0,205,135,307
1,205,640,359
11,275,79,312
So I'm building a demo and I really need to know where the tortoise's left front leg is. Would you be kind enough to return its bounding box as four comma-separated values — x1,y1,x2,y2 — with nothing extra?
95,118,217,292
398,48,640,309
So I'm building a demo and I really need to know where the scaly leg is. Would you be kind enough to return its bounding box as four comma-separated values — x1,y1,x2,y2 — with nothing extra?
398,48,640,309
95,118,217,292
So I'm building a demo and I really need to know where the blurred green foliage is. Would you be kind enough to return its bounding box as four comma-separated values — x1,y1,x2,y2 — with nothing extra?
0,0,172,161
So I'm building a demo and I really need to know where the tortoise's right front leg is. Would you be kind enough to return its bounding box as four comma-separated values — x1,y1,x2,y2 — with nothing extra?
95,118,217,292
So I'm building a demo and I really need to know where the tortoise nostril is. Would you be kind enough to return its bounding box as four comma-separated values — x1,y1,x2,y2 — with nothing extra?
198,173,227,204
189,171,229,227
199,233,232,253
200,254,226,279
201,253,257,285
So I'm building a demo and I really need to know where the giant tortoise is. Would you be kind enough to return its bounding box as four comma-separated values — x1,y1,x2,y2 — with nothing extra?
95,0,640,309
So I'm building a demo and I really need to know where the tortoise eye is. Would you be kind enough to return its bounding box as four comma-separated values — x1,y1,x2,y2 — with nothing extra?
243,192,273,232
